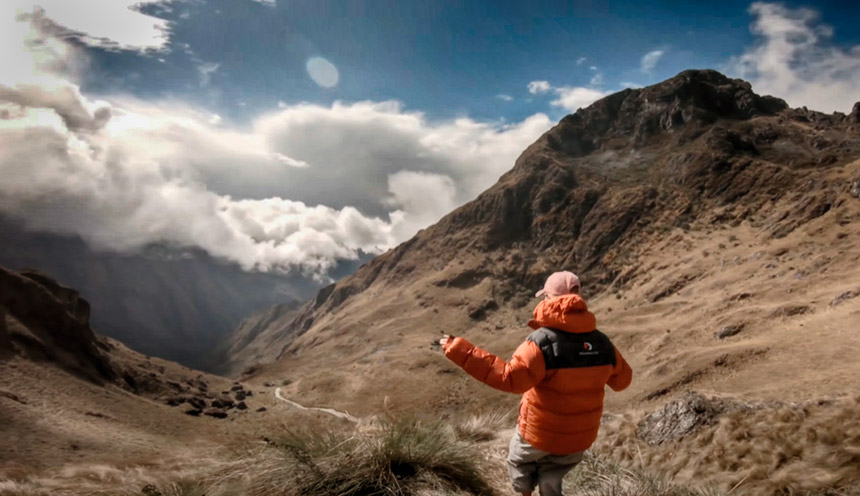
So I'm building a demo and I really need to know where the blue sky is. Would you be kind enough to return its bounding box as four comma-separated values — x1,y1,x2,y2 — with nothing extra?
82,0,860,123
2,0,860,275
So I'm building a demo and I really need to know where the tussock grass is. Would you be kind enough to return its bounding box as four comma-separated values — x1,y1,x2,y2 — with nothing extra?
0,417,494,496
248,417,494,496
593,395,860,495
453,408,515,443
564,454,721,496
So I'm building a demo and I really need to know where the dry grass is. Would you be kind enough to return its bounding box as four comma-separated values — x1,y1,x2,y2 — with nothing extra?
0,417,495,496
453,408,516,443
564,454,721,496
252,417,494,496
592,395,860,495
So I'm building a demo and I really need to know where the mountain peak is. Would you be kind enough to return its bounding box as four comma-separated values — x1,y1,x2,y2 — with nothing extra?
541,70,789,160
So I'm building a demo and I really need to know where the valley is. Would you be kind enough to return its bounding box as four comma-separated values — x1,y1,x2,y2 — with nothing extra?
2,70,860,495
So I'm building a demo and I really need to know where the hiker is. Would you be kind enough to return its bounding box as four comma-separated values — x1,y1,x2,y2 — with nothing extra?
438,271,633,496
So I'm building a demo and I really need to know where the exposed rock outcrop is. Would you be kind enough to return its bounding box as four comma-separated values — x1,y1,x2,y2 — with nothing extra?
0,267,115,383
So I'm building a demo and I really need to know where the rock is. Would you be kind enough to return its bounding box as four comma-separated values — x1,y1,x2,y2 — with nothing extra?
0,267,116,384
183,408,202,417
851,180,860,199
234,391,247,401
0,390,27,404
637,392,749,445
716,324,744,339
187,397,206,410
768,304,811,318
230,384,244,392
831,289,860,307
141,484,163,496
211,398,235,409
165,397,185,407
244,390,253,397
256,407,267,412
236,401,248,410
729,292,752,301
204,409,228,419
851,102,860,123
467,299,498,320
263,382,275,387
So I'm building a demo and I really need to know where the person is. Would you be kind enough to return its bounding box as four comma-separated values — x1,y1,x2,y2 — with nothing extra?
438,271,633,496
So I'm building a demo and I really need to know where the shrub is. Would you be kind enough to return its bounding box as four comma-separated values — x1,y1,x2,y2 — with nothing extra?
246,418,494,496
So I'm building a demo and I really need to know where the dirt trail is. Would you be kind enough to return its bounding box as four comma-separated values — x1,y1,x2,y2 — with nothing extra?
274,387,360,423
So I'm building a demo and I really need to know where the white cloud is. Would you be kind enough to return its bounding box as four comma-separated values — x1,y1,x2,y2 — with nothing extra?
640,50,664,73
0,10,553,276
589,66,598,71
527,80,551,94
576,57,587,65
496,94,514,101
729,2,860,113
197,62,220,87
589,73,604,86
6,1,168,51
551,86,609,112
385,171,458,241
619,81,643,89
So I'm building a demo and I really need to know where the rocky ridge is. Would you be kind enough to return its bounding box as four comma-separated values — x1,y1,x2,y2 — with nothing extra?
226,70,860,377
0,266,262,420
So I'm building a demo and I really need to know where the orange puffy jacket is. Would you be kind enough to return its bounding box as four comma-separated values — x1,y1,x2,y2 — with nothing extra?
444,294,632,454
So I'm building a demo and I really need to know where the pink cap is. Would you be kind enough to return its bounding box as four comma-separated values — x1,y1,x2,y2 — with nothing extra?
535,271,581,298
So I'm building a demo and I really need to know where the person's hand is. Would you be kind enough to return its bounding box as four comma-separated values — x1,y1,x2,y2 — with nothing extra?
438,334,453,349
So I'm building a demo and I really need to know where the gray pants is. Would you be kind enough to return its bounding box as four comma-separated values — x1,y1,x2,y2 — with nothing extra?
507,431,584,496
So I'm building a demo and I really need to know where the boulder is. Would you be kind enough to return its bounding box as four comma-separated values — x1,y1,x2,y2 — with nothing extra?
716,324,744,339
831,289,860,307
204,409,228,419
637,392,750,445
768,304,811,318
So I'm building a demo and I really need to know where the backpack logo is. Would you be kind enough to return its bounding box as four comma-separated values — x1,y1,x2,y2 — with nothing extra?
583,342,593,351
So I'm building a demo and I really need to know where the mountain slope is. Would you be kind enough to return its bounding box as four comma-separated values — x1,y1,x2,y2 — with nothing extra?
0,219,329,371
228,70,860,415
0,266,279,471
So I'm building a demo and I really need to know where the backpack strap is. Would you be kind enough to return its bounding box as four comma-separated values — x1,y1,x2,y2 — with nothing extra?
527,327,616,370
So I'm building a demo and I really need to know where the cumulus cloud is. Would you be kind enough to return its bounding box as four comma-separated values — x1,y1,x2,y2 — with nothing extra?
551,86,609,112
730,2,860,113
527,76,609,113
527,80,551,94
576,57,587,65
0,9,552,276
640,49,664,73
6,0,168,51
496,94,513,101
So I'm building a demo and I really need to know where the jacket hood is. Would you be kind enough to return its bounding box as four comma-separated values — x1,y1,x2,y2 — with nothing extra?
528,294,596,333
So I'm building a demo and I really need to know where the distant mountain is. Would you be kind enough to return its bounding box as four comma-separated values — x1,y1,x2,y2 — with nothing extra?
0,219,345,372
225,70,860,416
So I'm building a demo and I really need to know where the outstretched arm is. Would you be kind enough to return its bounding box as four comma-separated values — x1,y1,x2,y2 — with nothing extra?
442,336,546,394
607,346,633,391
